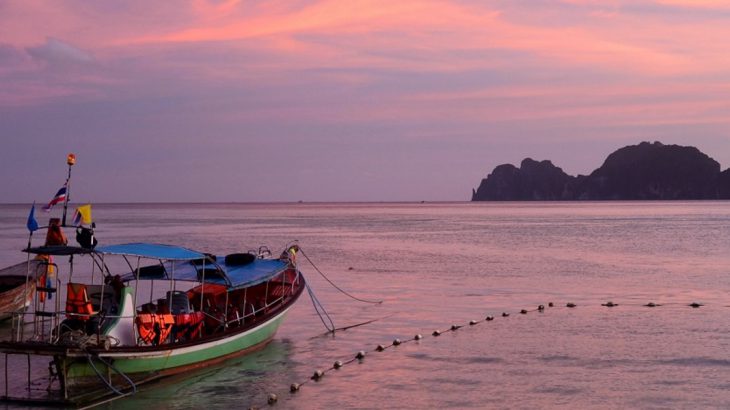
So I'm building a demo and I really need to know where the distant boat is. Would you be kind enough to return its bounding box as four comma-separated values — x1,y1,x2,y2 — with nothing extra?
0,242,305,406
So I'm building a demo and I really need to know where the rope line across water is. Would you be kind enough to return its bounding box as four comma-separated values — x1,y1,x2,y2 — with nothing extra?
247,299,714,409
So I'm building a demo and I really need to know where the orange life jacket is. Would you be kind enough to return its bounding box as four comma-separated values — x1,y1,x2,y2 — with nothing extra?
66,283,94,320
173,312,204,341
136,313,174,345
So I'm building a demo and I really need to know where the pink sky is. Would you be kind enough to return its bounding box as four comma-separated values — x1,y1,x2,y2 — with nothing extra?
1,0,729,201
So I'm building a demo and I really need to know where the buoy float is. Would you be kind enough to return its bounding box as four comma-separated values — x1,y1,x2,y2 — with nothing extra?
432,330,441,336
601,301,617,307
311,370,324,380
290,383,301,392
267,393,278,405
393,338,402,346
520,309,527,314
414,334,423,340
689,302,703,308
333,360,343,369
538,305,545,311
376,344,386,351
548,302,554,307
645,302,657,307
485,316,494,321
451,324,460,331
356,351,366,360
469,320,477,325
502,312,509,317
566,303,576,308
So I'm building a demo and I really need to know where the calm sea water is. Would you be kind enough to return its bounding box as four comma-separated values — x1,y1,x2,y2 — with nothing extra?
1,202,730,409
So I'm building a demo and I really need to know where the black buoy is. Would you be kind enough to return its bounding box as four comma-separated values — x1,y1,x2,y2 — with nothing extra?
267,393,278,405
689,302,703,308
333,360,343,369
538,305,545,311
548,302,554,307
645,302,657,307
432,330,441,336
485,316,494,321
393,338,402,346
566,303,576,308
356,350,366,360
502,312,509,317
376,344,386,351
469,320,477,326
414,334,423,340
520,309,527,314
311,370,324,380
602,301,618,307
290,383,301,393
451,324,460,331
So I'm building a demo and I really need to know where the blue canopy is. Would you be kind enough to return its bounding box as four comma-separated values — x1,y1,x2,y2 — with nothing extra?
225,258,288,289
96,243,205,261
113,246,291,290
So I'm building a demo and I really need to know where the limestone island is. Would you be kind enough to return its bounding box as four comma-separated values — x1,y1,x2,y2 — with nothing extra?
471,142,730,201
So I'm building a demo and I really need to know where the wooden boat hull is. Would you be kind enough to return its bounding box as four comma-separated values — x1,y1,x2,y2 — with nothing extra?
64,304,292,388
0,276,34,321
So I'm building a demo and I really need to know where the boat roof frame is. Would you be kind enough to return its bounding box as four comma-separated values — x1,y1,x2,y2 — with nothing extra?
24,243,205,260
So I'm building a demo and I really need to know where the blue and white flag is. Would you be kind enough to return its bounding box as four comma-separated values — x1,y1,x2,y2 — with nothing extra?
42,183,67,212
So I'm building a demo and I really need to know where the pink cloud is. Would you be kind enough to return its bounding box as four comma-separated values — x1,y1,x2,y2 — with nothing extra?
1,0,730,127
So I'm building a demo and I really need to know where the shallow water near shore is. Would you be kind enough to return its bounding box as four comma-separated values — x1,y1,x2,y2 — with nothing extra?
1,201,730,409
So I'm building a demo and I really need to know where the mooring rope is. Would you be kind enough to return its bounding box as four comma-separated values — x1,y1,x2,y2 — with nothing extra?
247,298,713,409
299,249,382,305
310,314,396,339
306,282,335,333
85,353,137,396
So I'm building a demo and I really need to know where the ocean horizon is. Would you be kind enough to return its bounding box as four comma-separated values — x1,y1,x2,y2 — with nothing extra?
2,201,730,408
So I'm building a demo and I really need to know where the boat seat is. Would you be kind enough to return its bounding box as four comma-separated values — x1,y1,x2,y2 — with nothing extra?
167,291,191,314
86,285,118,314
157,298,170,314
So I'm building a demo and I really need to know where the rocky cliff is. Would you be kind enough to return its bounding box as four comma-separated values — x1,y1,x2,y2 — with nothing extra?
472,142,729,201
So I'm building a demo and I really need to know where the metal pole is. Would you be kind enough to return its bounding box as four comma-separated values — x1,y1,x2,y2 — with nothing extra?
18,232,33,342
62,153,75,227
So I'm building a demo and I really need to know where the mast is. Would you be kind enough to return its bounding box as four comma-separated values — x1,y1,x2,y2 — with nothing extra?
61,153,76,227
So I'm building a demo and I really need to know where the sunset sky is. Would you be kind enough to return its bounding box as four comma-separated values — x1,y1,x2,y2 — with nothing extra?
2,0,729,202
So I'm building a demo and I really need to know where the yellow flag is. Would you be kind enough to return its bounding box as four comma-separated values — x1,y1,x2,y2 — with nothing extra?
73,204,92,225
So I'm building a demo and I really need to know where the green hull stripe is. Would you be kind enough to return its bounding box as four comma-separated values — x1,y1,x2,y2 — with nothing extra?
66,309,288,379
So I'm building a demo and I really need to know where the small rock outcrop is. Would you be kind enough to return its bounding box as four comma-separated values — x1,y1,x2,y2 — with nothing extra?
471,159,575,201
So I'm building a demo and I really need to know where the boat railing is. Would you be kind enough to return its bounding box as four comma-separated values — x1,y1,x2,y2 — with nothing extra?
9,260,62,343
8,310,136,345
8,269,301,346
221,273,300,329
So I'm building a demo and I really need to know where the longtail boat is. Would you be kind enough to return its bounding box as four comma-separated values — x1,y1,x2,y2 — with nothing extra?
0,241,305,406
0,261,41,322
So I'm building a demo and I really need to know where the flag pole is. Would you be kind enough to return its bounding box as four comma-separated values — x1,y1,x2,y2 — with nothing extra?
62,153,76,227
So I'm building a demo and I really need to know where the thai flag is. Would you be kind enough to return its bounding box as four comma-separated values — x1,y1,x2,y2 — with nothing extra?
43,183,67,212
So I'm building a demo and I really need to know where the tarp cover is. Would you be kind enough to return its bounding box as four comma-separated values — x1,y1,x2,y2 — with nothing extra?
95,243,205,260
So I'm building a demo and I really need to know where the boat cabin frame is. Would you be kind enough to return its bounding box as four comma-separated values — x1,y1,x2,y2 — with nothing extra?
0,242,304,406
